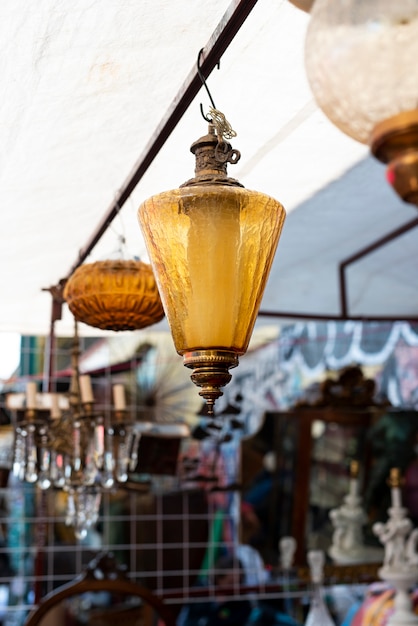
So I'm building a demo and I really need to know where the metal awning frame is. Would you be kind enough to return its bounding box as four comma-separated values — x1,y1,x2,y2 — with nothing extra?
44,0,418,374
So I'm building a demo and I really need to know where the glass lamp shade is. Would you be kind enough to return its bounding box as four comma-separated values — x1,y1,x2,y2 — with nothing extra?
63,259,164,331
139,186,284,353
137,125,285,412
305,0,418,145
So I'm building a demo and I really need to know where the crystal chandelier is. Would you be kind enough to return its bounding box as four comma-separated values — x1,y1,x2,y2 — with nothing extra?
11,323,134,539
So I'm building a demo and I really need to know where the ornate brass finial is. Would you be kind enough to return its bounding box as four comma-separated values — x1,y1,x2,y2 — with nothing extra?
184,350,238,416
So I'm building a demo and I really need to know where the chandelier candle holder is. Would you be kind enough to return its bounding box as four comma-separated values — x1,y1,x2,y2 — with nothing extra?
108,383,132,484
11,327,134,539
13,381,46,485
305,0,418,208
373,468,418,626
138,118,286,415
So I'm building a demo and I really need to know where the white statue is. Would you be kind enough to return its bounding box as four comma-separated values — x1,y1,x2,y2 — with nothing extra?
373,469,418,577
374,513,414,571
329,461,382,564
373,468,418,626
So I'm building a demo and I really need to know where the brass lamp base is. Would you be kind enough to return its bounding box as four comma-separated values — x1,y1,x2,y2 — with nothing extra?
183,350,239,415
370,109,418,207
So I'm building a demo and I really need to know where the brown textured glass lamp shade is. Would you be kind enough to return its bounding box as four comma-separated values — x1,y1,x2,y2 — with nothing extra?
138,124,286,413
63,259,164,331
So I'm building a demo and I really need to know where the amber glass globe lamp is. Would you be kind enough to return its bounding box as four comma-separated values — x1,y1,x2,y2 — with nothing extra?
63,259,164,331
138,124,286,414
305,0,418,206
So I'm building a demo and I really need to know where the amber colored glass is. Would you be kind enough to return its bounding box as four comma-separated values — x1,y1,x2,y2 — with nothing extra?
138,184,285,356
64,259,164,331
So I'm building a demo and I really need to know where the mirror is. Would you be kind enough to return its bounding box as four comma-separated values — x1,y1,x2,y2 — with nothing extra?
240,366,390,567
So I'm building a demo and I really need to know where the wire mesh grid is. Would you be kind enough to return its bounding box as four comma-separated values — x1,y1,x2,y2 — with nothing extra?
3,322,418,623
0,444,249,617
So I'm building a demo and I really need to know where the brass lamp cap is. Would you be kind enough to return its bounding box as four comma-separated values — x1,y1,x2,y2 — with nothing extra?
371,109,418,207
371,110,418,164
181,124,243,189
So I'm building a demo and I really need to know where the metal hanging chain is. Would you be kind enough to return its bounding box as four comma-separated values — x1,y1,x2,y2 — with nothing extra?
196,49,237,142
208,106,237,141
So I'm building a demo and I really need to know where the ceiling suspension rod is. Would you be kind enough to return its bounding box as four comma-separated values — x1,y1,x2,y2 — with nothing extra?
64,0,259,281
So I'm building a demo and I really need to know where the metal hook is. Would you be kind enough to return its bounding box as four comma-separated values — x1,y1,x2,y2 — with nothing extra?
197,48,220,123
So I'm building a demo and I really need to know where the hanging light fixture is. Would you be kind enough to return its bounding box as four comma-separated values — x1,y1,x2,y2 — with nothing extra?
304,0,418,206
137,51,286,415
63,259,164,331
287,0,314,12
11,322,134,539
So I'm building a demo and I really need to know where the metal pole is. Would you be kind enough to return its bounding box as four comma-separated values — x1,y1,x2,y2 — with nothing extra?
338,216,418,318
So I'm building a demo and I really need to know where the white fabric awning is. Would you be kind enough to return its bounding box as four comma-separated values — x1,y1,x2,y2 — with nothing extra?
1,0,417,337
